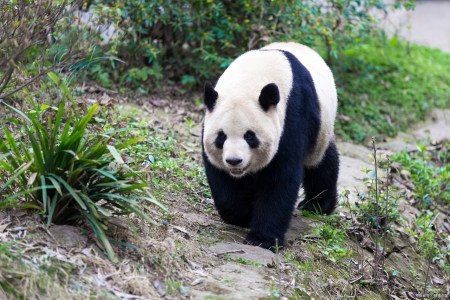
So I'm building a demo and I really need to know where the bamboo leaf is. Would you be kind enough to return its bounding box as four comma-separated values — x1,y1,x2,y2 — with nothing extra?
41,175,48,213
93,168,117,181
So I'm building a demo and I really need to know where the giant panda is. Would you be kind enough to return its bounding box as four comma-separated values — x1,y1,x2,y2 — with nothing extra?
202,42,339,250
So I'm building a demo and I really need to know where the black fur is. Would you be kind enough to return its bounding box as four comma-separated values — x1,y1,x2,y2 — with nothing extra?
204,81,218,111
299,141,339,214
259,83,280,111
244,130,260,148
203,50,338,251
214,131,226,149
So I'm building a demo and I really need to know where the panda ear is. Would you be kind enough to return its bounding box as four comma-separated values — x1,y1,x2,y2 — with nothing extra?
259,83,280,111
204,81,218,112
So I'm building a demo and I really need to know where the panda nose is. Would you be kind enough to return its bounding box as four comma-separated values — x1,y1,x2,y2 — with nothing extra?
226,158,242,166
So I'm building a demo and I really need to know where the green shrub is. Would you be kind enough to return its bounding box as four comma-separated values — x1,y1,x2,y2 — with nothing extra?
0,0,86,100
85,0,414,90
392,143,449,207
335,37,450,142
0,99,167,263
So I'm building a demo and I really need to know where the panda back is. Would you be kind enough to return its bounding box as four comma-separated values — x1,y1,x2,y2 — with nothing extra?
263,42,338,167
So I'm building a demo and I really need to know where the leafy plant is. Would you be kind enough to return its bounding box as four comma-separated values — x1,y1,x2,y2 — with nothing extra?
0,0,84,100
313,216,352,263
392,143,449,207
84,0,414,89
0,100,167,262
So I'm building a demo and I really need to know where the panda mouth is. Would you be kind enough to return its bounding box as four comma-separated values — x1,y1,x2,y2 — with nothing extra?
229,167,247,176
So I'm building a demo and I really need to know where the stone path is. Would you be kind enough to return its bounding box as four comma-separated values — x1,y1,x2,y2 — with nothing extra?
383,0,450,53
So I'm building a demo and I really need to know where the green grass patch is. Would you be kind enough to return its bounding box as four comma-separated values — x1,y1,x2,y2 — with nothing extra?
335,37,450,142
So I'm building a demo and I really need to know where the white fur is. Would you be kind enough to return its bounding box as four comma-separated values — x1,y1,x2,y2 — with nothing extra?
203,42,337,176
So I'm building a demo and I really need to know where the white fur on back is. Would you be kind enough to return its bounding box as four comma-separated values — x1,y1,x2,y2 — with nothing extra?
262,42,337,166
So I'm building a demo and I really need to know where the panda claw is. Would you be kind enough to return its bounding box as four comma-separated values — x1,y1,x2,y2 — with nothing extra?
244,234,284,252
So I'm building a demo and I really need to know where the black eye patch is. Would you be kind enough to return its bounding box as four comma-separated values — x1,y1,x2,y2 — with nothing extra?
215,130,227,149
244,130,260,148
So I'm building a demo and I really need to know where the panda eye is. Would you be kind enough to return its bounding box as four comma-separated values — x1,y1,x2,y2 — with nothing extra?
215,130,227,149
244,130,260,148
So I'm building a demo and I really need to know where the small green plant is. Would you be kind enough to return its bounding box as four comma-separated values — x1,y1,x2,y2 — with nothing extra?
392,143,449,207
356,141,400,229
234,257,263,267
0,100,167,263
313,216,352,263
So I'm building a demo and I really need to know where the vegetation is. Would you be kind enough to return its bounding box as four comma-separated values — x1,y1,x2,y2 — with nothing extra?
84,0,414,90
0,0,84,100
392,142,449,206
1,0,450,298
0,89,167,263
335,38,450,142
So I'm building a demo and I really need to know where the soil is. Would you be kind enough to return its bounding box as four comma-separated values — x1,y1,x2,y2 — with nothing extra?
2,89,449,298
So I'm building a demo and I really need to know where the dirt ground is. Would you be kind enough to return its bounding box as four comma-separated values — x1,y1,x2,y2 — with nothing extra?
1,86,449,299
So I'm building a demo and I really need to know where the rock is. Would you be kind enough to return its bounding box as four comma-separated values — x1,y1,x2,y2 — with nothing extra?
189,262,272,299
208,242,280,266
286,215,318,240
400,169,411,180
337,142,372,163
337,155,372,204
49,225,87,249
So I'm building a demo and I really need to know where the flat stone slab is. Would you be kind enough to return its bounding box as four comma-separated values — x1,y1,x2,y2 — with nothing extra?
337,155,371,204
189,262,272,299
208,242,279,266
49,225,87,249
338,142,372,163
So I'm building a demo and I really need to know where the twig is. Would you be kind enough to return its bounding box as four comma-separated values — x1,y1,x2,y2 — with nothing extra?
215,249,245,256
422,239,436,300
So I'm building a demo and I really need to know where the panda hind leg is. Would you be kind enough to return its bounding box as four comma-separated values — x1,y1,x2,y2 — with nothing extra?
299,141,339,214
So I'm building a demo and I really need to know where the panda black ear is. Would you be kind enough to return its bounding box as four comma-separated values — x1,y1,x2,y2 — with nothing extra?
204,81,218,112
259,83,280,112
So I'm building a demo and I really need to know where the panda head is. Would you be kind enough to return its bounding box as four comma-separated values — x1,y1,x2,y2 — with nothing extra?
203,81,282,178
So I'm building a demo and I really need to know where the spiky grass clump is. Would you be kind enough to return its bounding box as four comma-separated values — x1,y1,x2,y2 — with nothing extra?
0,101,166,262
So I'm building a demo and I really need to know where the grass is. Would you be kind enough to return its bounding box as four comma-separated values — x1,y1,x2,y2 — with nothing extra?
0,98,167,263
115,105,210,203
392,142,450,276
0,241,105,299
391,142,449,207
335,36,450,142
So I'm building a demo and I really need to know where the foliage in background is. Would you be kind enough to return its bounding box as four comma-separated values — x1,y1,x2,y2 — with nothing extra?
82,0,415,91
0,0,86,100
335,37,450,142
0,88,167,262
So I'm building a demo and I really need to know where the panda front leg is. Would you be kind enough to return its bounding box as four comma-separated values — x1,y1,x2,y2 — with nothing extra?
300,141,339,214
204,159,254,228
245,167,303,251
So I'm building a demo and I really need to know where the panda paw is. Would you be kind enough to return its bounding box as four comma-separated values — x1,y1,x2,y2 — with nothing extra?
244,232,284,252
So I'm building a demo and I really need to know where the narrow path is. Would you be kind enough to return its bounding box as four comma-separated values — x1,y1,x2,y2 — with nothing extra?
383,0,450,52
